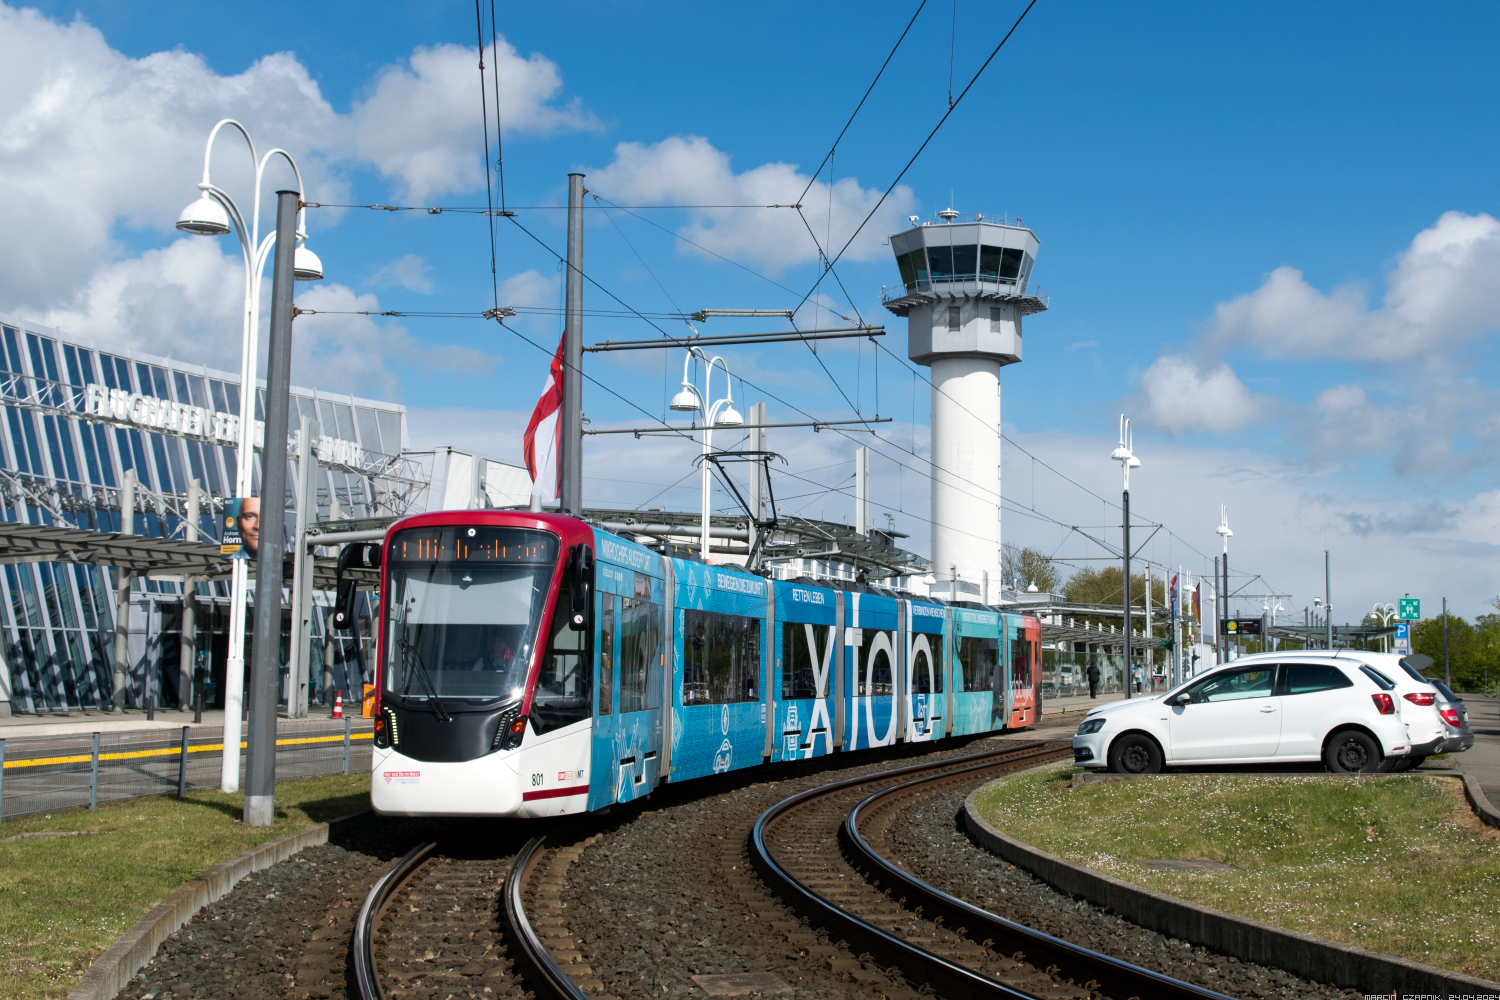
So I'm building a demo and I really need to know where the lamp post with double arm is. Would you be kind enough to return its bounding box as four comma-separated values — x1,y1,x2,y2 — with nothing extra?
176,119,324,795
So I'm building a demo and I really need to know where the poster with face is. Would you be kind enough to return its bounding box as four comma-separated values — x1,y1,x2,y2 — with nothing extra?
221,497,260,559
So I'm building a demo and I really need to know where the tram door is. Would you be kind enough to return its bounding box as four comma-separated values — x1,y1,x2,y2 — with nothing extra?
587,594,620,811
906,601,946,742
615,572,664,804
846,592,899,750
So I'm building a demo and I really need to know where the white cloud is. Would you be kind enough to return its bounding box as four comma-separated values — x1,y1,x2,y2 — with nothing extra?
291,284,500,400
500,268,560,309
0,3,593,313
352,41,598,203
38,237,498,398
1133,353,1271,434
368,254,433,294
1208,211,1500,363
588,135,917,273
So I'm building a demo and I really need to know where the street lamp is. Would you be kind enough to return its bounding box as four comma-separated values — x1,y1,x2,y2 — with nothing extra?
1372,602,1397,653
1111,415,1139,697
176,119,323,796
672,344,742,561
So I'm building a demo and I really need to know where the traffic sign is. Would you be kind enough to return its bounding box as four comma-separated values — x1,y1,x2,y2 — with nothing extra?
1221,618,1263,635
1394,623,1409,640
1399,598,1421,619
1394,638,1410,651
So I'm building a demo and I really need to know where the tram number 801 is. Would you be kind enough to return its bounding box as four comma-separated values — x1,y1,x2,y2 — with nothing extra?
531,773,544,787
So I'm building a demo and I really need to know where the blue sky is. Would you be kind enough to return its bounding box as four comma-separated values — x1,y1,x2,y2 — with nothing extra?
6,1,1500,618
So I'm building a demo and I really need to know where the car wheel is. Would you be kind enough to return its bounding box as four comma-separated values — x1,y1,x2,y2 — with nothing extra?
1108,733,1162,775
1324,730,1380,773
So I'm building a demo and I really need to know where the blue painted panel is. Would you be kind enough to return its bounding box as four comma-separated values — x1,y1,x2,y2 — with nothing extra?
909,600,946,634
776,697,836,760
667,560,768,781
776,580,837,625
587,592,620,811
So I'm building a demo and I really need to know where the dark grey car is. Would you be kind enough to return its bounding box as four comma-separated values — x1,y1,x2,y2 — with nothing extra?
1432,679,1474,753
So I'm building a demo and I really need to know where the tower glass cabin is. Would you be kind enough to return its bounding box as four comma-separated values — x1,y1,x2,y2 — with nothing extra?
882,212,1048,601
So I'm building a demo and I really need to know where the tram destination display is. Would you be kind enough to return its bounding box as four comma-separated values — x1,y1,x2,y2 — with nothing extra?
389,526,556,565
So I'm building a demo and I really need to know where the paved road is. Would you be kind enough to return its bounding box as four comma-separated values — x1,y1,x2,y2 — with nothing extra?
1456,693,1500,807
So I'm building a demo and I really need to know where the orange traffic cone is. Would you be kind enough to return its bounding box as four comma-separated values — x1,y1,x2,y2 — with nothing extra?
332,692,343,719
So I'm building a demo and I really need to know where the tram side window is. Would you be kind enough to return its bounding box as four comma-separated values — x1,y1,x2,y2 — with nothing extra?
1011,636,1033,693
531,566,592,734
781,622,830,699
683,608,761,704
620,596,663,713
958,635,998,692
598,605,614,715
911,634,944,694
857,630,894,697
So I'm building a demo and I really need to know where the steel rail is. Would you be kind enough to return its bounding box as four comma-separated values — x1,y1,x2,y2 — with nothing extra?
842,763,1236,1000
502,831,594,1000
749,743,1058,1000
353,840,437,1000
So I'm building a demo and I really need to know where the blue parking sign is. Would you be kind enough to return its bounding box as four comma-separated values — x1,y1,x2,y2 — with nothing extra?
1395,622,1409,640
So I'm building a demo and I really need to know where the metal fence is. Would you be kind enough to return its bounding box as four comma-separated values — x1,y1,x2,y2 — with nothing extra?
0,721,373,821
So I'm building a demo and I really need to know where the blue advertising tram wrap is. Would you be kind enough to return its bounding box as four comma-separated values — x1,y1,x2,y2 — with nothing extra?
363,510,1041,818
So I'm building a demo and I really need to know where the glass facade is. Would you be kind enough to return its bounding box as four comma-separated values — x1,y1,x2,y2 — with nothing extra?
0,313,410,715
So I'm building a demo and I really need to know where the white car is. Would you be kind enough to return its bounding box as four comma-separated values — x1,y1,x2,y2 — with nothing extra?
1071,652,1411,774
1363,652,1448,767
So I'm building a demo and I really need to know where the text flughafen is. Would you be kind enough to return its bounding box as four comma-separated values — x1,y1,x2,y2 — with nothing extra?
83,384,365,468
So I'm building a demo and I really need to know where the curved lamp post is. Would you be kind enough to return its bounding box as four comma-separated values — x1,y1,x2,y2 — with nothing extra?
176,119,324,794
1373,602,1397,653
1110,415,1140,696
671,344,742,561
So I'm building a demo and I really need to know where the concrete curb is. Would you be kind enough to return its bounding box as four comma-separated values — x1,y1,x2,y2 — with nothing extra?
961,778,1500,999
67,812,367,1000
1459,771,1500,829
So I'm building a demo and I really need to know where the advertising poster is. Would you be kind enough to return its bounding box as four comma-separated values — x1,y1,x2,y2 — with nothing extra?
220,497,261,560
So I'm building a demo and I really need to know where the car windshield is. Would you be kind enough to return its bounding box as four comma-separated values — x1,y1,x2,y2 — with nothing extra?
1360,665,1396,690
384,526,557,708
1433,680,1458,701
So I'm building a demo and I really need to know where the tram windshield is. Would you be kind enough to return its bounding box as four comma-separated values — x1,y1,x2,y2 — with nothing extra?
384,526,557,708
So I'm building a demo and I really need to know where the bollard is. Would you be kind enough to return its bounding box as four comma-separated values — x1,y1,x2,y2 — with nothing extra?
343,715,351,775
178,726,190,798
89,732,100,811
0,737,6,824
146,691,154,722
194,685,202,725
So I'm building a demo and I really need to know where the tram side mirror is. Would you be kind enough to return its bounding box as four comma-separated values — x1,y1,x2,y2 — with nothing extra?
568,543,593,630
333,542,382,632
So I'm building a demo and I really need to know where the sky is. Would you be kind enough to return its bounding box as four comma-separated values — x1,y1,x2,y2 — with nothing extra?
3,1,1500,621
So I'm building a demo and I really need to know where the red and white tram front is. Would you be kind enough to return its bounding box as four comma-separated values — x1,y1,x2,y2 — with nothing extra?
367,512,597,818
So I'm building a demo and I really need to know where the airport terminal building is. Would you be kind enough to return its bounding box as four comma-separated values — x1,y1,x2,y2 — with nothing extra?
0,311,533,716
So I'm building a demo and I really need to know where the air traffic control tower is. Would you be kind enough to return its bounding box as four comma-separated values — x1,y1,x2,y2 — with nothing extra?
882,209,1048,601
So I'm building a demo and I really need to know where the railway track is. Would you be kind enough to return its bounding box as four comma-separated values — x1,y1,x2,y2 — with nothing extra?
751,742,1237,1000
352,825,605,1000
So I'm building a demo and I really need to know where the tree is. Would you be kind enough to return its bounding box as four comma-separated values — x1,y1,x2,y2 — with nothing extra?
1410,612,1500,691
1000,544,1061,593
1061,566,1165,608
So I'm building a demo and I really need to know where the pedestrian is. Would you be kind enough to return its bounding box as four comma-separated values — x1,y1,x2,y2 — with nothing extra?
1086,662,1100,699
1132,664,1143,693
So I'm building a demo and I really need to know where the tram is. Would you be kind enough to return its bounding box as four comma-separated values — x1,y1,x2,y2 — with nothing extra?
352,510,1041,818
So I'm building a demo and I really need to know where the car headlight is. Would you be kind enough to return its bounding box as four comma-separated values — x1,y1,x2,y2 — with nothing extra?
1076,717,1106,735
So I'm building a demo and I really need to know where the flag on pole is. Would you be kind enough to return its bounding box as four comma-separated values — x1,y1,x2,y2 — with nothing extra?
523,334,565,502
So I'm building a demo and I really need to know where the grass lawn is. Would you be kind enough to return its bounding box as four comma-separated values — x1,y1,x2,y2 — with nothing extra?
973,764,1500,981
0,773,369,1000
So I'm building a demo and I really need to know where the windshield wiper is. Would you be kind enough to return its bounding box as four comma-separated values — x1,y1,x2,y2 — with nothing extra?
398,624,453,723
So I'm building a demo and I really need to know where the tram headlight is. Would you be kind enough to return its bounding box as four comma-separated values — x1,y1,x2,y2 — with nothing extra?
374,707,399,748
